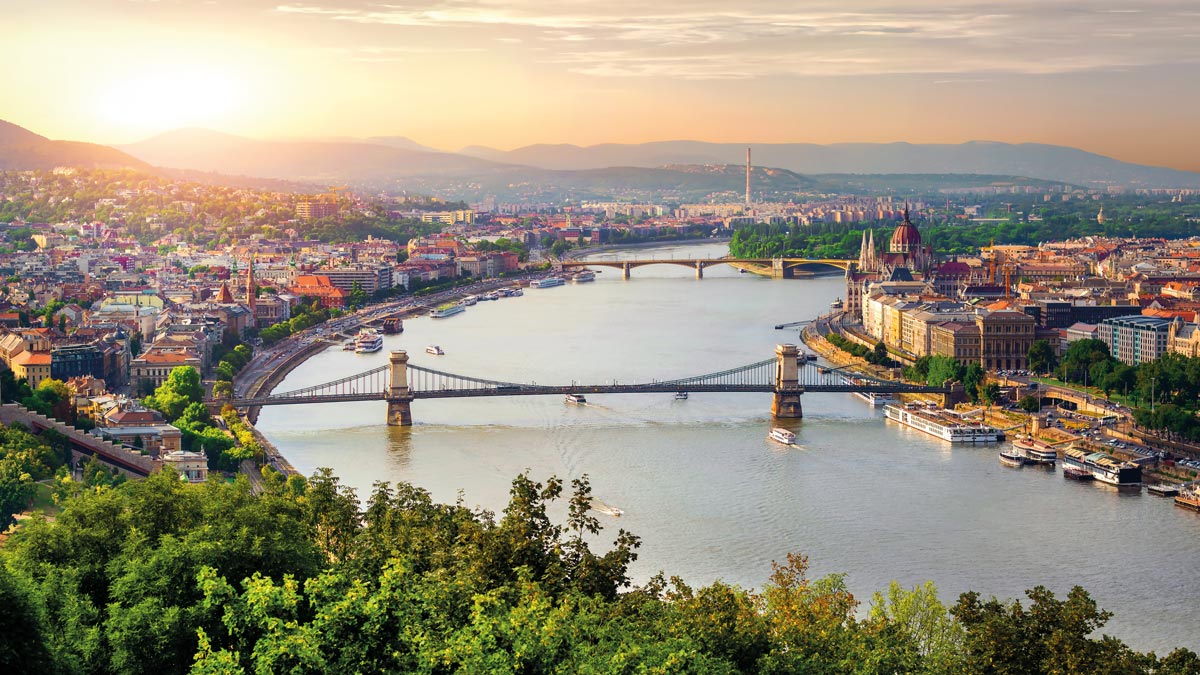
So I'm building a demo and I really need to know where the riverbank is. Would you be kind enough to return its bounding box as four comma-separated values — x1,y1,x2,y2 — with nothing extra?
231,275,542,475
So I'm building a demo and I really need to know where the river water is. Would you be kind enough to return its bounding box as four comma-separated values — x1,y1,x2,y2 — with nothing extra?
258,242,1200,654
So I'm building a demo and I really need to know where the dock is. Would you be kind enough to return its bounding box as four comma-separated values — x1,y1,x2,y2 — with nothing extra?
1148,484,1180,497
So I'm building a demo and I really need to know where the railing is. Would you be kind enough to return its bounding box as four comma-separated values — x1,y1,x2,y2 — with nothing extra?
220,356,948,408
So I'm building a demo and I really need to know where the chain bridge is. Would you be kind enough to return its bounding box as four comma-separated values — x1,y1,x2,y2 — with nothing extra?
220,345,951,426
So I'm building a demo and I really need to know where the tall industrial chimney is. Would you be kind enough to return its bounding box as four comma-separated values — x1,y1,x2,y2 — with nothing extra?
745,147,751,207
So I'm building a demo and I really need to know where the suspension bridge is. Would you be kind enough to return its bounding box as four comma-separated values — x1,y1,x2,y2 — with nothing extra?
217,345,951,426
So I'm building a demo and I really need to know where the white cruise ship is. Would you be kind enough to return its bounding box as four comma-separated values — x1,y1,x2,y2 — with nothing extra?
574,271,596,282
354,328,383,354
530,277,565,288
883,404,1001,443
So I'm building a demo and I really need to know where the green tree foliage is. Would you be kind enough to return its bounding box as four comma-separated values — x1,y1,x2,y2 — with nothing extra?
2,467,1196,674
144,367,204,422
1027,339,1058,375
0,423,72,528
1018,395,1041,412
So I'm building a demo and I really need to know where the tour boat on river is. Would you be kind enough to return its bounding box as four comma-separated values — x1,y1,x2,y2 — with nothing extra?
426,345,444,356
883,404,1002,443
354,329,383,354
768,428,797,445
531,277,565,288
430,303,465,318
565,393,587,404
574,271,596,282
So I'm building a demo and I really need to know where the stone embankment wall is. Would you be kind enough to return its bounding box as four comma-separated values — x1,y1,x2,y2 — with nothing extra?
0,403,158,477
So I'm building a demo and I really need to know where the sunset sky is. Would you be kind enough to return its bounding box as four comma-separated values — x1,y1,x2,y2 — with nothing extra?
5,0,1199,171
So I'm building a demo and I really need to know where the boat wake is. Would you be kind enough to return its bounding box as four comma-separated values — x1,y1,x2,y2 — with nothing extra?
590,498,625,517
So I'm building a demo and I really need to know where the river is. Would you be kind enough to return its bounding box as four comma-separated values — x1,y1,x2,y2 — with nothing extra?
257,241,1200,654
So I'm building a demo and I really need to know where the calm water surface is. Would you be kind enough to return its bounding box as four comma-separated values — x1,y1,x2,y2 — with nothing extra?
258,242,1200,653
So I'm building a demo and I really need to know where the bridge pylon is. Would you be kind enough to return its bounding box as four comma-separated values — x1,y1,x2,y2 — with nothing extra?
387,350,414,426
695,261,704,279
772,343,803,418
622,262,631,280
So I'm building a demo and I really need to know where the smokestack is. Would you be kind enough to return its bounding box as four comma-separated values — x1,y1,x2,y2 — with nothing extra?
745,147,751,207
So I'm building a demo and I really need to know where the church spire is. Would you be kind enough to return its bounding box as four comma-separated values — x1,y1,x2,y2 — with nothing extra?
245,256,257,329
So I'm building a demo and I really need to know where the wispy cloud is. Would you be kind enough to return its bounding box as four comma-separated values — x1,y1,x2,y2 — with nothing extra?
274,1,1200,79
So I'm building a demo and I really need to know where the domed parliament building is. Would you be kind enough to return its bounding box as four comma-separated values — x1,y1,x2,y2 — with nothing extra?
843,204,935,316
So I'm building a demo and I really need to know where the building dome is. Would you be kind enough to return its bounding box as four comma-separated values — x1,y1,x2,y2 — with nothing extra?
890,205,921,253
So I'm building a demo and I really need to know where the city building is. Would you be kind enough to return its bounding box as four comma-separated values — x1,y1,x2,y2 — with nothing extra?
1100,315,1172,365
976,310,1036,371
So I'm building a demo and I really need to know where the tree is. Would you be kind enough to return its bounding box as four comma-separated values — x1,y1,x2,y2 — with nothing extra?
963,362,985,402
980,382,1002,406
868,580,965,671
1027,339,1057,375
144,366,204,422
1018,395,1040,412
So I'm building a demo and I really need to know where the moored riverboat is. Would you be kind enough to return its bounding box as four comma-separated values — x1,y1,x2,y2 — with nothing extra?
1175,488,1200,512
530,277,565,288
1011,435,1058,466
1062,447,1142,486
431,303,465,318
883,404,1002,443
999,449,1029,467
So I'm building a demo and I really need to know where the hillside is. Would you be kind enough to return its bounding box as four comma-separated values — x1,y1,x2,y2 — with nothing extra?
0,119,148,171
119,128,509,183
459,140,1200,188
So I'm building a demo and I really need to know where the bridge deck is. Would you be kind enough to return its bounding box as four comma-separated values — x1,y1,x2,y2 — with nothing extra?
226,383,948,407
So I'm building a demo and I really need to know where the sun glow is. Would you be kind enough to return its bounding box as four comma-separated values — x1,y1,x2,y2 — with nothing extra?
98,66,246,135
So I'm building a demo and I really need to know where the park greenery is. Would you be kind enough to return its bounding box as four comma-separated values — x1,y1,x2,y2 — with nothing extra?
1046,338,1200,441
825,334,895,367
143,366,241,471
728,196,1199,259
2,467,1198,674
257,298,340,346
904,355,986,403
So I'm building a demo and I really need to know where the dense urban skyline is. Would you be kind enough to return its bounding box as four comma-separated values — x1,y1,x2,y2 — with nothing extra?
4,0,1200,172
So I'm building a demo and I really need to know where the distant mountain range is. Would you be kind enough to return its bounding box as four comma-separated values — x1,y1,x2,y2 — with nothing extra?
0,119,147,171
3,119,1199,194
458,140,1200,189
116,128,507,183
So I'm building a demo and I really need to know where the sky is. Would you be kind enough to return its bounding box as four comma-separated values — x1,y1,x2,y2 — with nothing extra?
3,0,1200,171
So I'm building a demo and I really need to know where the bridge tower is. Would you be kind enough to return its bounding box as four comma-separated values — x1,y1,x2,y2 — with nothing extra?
622,262,631,280
695,260,704,279
386,350,414,426
772,343,803,418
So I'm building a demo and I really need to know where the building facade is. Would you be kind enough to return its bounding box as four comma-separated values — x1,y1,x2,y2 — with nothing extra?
1100,315,1172,365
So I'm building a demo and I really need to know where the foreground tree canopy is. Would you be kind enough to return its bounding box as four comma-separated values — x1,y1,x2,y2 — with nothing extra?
2,468,1198,675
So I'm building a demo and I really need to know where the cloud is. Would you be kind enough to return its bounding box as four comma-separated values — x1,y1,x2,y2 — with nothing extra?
274,1,1200,79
